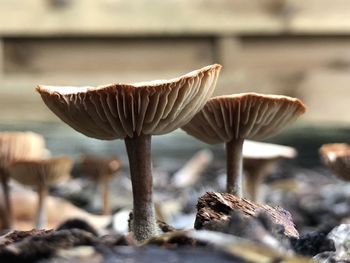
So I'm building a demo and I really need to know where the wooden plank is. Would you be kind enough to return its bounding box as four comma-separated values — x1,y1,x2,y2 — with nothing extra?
2,36,350,123
287,0,350,34
3,38,213,75
2,0,350,36
214,37,350,97
0,0,284,36
296,70,350,124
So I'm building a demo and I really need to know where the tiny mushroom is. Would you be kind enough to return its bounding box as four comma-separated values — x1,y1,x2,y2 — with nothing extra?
182,93,306,197
243,140,297,203
8,156,73,228
36,64,222,242
0,132,45,229
81,155,122,215
319,143,350,181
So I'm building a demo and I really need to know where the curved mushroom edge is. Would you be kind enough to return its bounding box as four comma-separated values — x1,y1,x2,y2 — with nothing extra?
35,64,222,96
208,93,306,113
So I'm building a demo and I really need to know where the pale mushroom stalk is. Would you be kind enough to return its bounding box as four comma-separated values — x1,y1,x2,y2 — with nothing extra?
245,167,267,202
100,175,110,215
125,134,157,242
36,179,48,228
226,138,244,196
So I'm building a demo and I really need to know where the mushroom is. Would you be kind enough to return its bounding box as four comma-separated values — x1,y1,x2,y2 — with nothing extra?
182,93,306,197
81,155,122,215
36,64,222,242
8,156,73,228
243,140,297,203
319,143,350,180
0,132,45,229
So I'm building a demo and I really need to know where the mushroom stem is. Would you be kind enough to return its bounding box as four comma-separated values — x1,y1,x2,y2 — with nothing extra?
100,175,110,215
125,134,158,242
36,181,48,229
0,171,12,229
245,172,264,202
226,138,244,196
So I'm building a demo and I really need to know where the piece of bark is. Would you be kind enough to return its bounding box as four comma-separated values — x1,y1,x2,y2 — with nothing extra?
195,192,299,238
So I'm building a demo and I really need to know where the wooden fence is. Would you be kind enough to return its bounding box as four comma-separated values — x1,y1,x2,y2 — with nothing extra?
0,0,350,123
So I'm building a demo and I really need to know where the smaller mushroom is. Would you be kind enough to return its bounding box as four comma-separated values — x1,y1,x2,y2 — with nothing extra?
182,93,306,197
8,156,73,228
319,143,350,180
243,140,297,203
81,155,122,215
0,132,45,229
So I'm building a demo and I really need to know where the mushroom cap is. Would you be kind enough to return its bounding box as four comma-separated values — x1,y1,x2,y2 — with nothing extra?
182,93,306,144
0,132,45,170
319,143,350,181
243,140,297,160
9,156,73,187
36,64,222,140
81,155,122,179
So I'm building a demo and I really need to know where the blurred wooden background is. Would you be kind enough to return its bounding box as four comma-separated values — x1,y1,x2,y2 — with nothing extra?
0,0,350,124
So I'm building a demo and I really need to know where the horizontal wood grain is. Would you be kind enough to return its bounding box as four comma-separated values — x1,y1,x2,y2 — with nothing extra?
0,0,284,36
4,38,213,75
1,0,350,36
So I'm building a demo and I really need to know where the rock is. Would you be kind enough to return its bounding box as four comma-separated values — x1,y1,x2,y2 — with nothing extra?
291,231,335,256
325,224,350,261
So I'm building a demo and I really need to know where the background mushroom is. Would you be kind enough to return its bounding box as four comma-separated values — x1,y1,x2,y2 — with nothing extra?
81,155,122,215
243,140,297,203
182,93,306,197
319,143,350,180
36,64,222,242
8,156,73,228
0,132,45,229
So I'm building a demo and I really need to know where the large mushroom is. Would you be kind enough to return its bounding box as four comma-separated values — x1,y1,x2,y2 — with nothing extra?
0,132,45,229
36,64,222,242
182,93,306,197
8,156,73,228
319,143,350,180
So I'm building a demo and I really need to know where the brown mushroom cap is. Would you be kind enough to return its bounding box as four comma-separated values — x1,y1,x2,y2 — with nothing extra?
0,132,45,170
36,64,222,140
81,155,122,179
182,93,306,144
9,156,73,186
319,143,350,180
